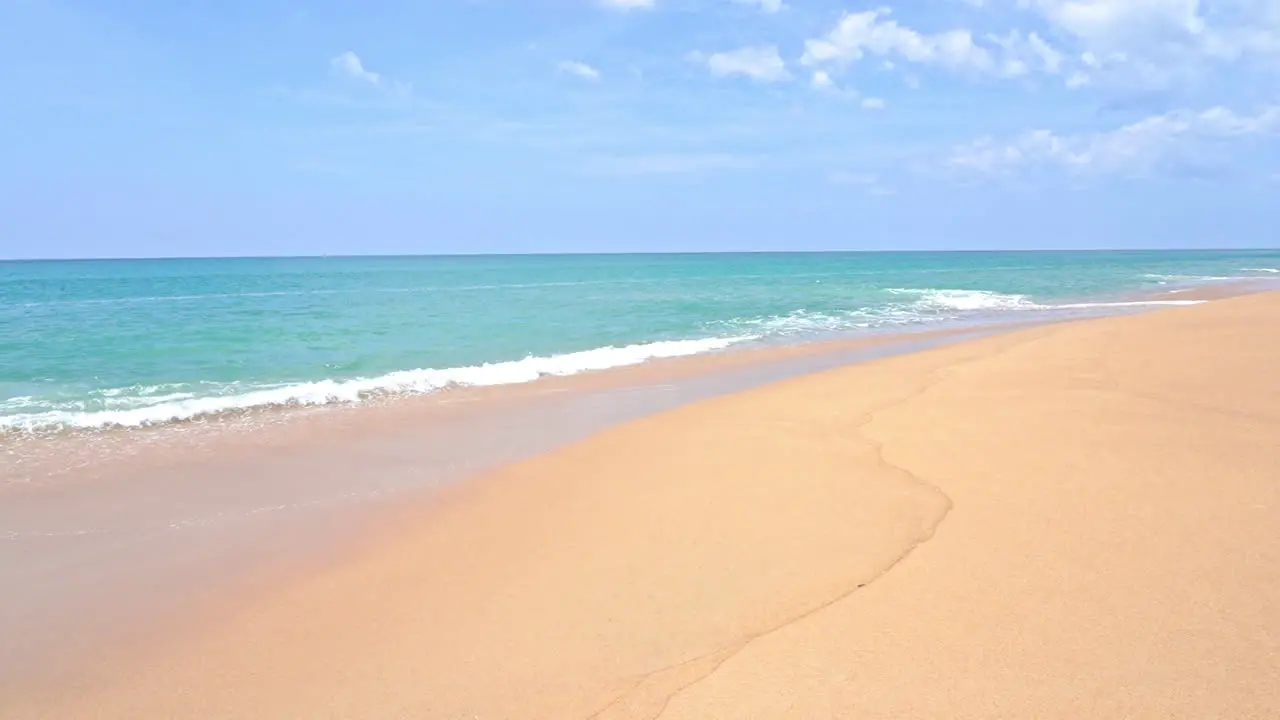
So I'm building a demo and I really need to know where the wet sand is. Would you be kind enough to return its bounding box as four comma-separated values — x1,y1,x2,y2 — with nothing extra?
0,325,1005,693
7,290,1277,718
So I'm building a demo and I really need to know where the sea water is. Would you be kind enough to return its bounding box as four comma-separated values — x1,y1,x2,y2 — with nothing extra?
3,250,1277,432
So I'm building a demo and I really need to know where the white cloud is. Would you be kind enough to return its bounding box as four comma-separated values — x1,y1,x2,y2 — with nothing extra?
329,51,412,98
988,31,1066,76
808,69,870,99
861,97,887,109
586,153,757,175
706,45,791,82
809,69,864,99
797,4,1274,89
1027,33,1066,73
1029,0,1280,85
1002,58,1031,77
950,105,1280,175
1035,0,1206,47
801,10,994,74
558,60,602,81
601,0,654,9
733,0,786,12
331,51,381,85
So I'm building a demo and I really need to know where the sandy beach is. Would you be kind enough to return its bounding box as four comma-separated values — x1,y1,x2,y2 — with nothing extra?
7,291,1279,719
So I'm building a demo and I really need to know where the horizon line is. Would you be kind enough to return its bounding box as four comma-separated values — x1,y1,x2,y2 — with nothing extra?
3,247,1277,262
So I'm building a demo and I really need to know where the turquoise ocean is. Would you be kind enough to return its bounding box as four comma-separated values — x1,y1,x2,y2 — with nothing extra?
3,250,1278,433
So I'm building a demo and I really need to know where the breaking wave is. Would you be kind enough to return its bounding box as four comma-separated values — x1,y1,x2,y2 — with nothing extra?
0,337,752,432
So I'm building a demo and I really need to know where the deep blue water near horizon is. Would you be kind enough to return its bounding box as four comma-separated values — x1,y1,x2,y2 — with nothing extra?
3,249,1278,432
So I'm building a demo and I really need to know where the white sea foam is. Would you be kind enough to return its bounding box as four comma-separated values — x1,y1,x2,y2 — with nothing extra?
721,287,1211,339
1142,273,1239,284
715,288,1045,337
0,336,753,432
1143,269,1280,285
724,310,878,336
888,288,1041,311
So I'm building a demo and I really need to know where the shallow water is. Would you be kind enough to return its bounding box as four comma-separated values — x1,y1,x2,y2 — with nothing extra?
3,250,1278,431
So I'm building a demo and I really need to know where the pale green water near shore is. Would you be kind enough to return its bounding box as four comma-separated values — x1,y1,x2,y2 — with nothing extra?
3,250,1278,431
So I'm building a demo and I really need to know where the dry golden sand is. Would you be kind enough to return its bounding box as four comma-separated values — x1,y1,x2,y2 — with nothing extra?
13,292,1280,719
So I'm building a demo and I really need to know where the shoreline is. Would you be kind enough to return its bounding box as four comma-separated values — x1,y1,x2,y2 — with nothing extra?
3,275,1268,442
1,321,1017,690
1,284,1276,713
8,289,1276,718
1,324,994,487
4,278,1266,486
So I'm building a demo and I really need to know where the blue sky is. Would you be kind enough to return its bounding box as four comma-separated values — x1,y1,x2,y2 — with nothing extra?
1,0,1278,258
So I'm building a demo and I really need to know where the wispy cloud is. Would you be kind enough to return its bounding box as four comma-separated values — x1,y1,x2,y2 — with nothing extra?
331,51,379,84
808,70,867,102
950,106,1280,176
801,10,994,74
1028,0,1280,87
329,51,411,98
1035,0,1212,50
987,31,1065,77
799,9,1083,86
703,45,790,83
558,60,601,81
